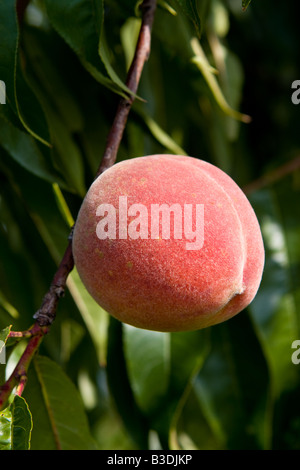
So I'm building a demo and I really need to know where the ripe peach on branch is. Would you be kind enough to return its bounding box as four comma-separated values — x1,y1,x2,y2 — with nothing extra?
72,154,265,332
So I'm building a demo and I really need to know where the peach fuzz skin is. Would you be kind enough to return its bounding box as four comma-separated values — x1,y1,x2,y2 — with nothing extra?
72,155,265,332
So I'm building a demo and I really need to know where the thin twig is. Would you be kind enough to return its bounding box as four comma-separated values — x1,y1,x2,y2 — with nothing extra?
33,239,74,326
8,323,43,339
243,154,300,195
0,0,157,411
0,328,46,410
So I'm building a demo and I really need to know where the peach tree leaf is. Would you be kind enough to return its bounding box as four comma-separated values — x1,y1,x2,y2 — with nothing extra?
11,396,33,450
44,0,132,98
249,185,300,399
0,396,32,450
0,405,11,450
106,318,149,449
23,356,98,450
0,0,50,146
123,325,170,415
173,0,202,37
0,326,11,349
0,113,67,188
242,0,252,11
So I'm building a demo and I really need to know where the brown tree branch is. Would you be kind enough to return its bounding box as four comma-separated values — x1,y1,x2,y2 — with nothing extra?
0,328,46,410
243,154,300,195
33,238,74,326
0,0,157,411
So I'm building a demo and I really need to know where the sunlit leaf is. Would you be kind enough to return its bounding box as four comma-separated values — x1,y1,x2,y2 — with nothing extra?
23,356,98,450
0,406,11,450
191,39,251,123
0,326,11,347
11,396,33,450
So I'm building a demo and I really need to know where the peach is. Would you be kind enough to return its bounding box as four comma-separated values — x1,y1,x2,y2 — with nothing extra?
72,155,264,332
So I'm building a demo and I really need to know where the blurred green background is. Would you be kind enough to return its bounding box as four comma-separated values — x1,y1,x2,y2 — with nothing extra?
0,0,300,450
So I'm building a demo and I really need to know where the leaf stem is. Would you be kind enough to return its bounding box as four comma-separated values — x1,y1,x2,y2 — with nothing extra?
8,323,45,339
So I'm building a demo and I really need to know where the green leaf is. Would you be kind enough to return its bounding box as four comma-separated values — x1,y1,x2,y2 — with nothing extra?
38,102,86,197
0,406,11,450
173,0,202,37
190,38,251,123
0,326,11,386
0,326,11,381
242,0,252,11
0,0,50,145
123,325,170,414
249,186,300,396
0,197,41,322
0,396,33,450
23,355,98,450
122,327,210,447
167,330,210,448
44,0,130,97
0,326,11,347
22,27,84,135
67,268,109,366
16,28,86,195
0,114,66,187
11,396,33,450
133,107,187,155
249,188,299,396
98,27,132,96
106,318,149,449
192,324,249,448
0,293,19,323
44,0,102,66
157,0,177,16
0,157,70,304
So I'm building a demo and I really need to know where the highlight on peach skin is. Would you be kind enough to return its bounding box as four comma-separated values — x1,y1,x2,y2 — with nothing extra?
72,154,265,333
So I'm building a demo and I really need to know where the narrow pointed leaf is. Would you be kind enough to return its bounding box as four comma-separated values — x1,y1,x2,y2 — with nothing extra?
0,0,50,145
44,0,131,97
242,0,252,11
173,0,202,37
123,325,170,414
11,396,33,450
23,356,98,450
